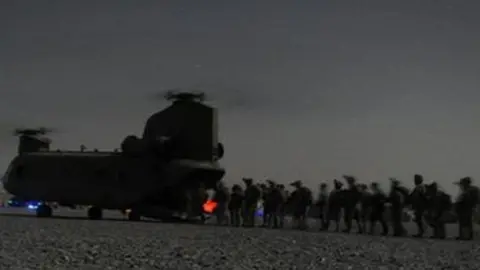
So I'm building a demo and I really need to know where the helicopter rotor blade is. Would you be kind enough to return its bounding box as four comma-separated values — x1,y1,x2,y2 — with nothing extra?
149,83,265,113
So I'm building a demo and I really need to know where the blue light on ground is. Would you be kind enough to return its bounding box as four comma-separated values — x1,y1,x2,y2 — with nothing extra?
26,201,41,210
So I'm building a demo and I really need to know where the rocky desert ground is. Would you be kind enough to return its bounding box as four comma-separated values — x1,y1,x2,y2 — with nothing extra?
0,208,479,270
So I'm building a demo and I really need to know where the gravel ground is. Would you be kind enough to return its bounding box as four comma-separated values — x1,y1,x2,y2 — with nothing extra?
0,208,479,270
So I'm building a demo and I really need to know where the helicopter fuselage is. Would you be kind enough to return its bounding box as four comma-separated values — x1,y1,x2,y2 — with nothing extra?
2,150,224,213
1,91,226,220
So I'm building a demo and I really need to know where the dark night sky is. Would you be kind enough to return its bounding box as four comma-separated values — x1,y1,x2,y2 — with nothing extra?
1,1,480,193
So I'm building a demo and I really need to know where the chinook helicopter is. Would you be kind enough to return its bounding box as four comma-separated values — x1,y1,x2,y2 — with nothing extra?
1,91,225,221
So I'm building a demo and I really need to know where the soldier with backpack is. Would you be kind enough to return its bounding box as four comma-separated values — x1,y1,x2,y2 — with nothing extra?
409,174,428,238
389,178,408,237
316,183,329,230
425,182,452,239
322,179,344,232
455,177,478,240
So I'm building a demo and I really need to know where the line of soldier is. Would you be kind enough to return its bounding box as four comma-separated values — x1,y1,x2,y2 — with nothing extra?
209,174,479,241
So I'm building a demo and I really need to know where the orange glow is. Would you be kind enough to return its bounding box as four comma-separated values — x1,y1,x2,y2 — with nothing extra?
203,199,217,213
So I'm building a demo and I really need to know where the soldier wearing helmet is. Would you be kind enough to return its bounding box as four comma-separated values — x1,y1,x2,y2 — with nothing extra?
228,184,244,227
315,183,329,230
369,182,388,236
409,174,428,238
259,182,270,227
388,178,407,237
454,177,478,240
213,181,230,225
323,179,343,232
357,183,372,234
425,182,451,239
264,180,284,228
289,180,313,230
342,175,362,233
242,177,261,227
276,184,287,228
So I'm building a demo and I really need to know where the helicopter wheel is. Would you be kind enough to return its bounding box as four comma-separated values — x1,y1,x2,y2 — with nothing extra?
36,204,53,218
127,209,141,221
87,206,103,220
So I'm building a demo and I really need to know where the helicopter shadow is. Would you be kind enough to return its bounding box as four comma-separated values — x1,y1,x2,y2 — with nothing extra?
0,210,212,226
0,211,162,224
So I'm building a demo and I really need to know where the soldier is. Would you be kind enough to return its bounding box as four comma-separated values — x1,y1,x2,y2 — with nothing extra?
388,178,408,237
290,180,313,230
261,182,273,227
242,178,262,227
369,182,388,236
454,177,478,240
188,182,208,222
277,184,287,228
425,182,451,239
229,184,244,227
316,183,329,230
409,174,428,238
342,175,363,233
357,183,371,234
213,181,230,225
265,180,285,228
323,179,343,232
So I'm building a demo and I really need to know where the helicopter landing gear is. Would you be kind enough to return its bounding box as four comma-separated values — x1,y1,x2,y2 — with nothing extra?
36,204,52,218
87,206,103,220
126,209,141,221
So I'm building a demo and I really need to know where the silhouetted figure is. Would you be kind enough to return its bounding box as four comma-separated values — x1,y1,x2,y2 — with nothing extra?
229,184,244,227
186,182,208,221
409,174,428,237
323,179,343,232
290,180,313,230
425,182,451,239
213,181,230,225
277,184,287,228
357,183,372,234
260,183,271,227
265,181,285,228
342,175,362,233
389,178,408,237
455,177,478,240
242,178,261,227
316,183,329,230
369,182,388,236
